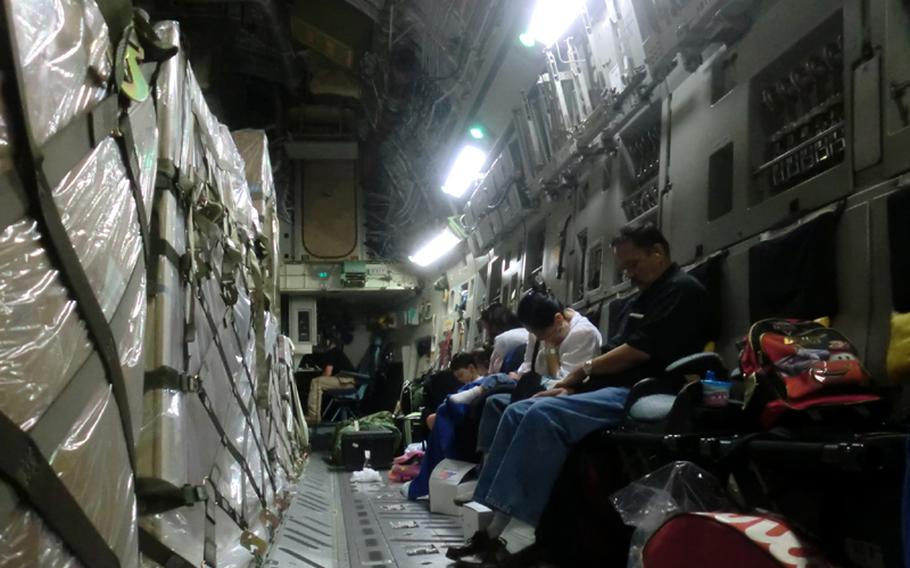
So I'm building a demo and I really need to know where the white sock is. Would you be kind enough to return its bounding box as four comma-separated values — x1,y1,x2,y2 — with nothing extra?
449,386,484,405
485,511,509,538
500,517,536,554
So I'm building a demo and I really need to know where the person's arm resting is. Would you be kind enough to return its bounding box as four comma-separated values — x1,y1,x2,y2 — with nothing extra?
558,282,705,391
556,344,650,390
555,326,602,380
515,335,536,376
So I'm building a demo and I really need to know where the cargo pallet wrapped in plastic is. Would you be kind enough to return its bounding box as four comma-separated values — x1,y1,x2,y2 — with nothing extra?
232,128,299,485
0,5,300,567
278,335,309,452
0,1,164,567
138,28,300,567
232,129,280,307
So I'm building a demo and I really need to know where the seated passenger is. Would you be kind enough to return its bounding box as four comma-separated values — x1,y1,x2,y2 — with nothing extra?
472,347,492,377
448,224,709,567
303,332,355,425
425,352,487,430
406,350,499,500
448,306,530,460
466,289,602,455
480,303,529,374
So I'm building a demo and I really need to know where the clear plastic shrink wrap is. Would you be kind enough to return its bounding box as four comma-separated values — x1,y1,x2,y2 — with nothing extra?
0,171,147,568
0,507,85,568
50,386,140,567
0,96,10,170
0,386,141,567
51,138,142,317
219,125,259,237
0,1,156,565
152,21,187,176
0,220,94,430
231,130,275,213
9,0,112,146
2,6,300,564
231,129,279,300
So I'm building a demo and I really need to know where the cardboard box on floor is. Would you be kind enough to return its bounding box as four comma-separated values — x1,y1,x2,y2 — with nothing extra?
461,501,494,537
429,459,478,516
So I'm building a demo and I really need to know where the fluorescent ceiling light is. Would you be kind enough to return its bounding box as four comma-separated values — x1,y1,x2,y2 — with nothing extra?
442,144,487,198
525,0,586,47
409,228,462,267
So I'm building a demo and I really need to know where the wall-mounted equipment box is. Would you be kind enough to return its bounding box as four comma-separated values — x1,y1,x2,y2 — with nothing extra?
289,297,317,355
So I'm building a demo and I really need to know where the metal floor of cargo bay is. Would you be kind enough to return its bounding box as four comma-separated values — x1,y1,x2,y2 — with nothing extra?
264,455,462,568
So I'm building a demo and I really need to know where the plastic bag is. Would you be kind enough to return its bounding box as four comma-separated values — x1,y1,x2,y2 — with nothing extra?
611,461,734,568
351,468,381,483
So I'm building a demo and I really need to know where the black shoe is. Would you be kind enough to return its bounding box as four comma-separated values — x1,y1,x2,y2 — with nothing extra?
498,542,543,568
446,531,495,560
454,542,543,568
454,555,497,568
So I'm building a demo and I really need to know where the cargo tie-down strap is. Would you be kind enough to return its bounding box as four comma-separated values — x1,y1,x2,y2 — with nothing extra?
197,289,279,493
0,9,139,475
37,7,178,274
0,4,184,567
139,362,263,568
141,362,268,511
138,526,197,568
0,412,120,568
0,12,152,568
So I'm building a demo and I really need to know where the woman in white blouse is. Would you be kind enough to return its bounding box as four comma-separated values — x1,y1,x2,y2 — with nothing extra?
470,288,602,451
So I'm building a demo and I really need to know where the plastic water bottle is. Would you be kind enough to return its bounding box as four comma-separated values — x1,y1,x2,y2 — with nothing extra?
363,449,373,471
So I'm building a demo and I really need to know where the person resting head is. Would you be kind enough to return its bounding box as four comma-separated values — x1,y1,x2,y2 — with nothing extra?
472,348,492,377
425,352,484,429
449,288,602,406
480,303,528,374
451,352,483,384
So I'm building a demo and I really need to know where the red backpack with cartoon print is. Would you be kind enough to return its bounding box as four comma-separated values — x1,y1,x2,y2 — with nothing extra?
738,319,878,426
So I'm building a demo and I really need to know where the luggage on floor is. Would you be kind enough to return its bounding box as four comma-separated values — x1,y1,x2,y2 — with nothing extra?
642,512,830,568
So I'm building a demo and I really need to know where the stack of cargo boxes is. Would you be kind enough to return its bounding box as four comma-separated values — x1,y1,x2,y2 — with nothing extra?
0,5,303,567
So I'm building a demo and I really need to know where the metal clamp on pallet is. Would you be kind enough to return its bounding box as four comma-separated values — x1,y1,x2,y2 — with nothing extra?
137,479,209,515
144,367,202,393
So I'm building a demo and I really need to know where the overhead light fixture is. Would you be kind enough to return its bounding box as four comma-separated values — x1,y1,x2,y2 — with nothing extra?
519,33,536,47
523,0,585,47
469,125,485,140
409,227,462,267
441,144,487,198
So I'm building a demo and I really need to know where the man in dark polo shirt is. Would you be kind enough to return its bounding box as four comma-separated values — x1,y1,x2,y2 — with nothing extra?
448,223,708,567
